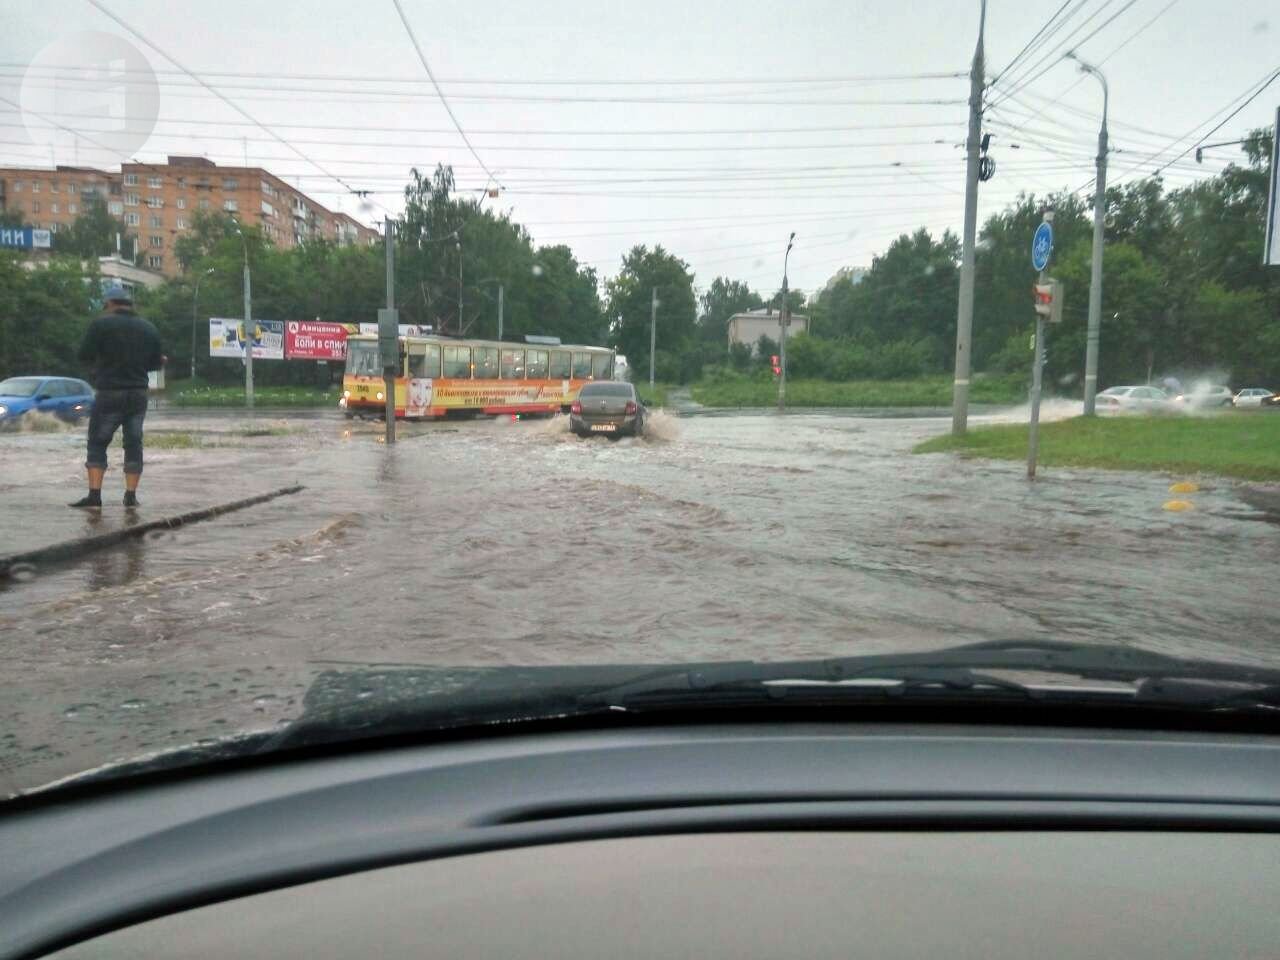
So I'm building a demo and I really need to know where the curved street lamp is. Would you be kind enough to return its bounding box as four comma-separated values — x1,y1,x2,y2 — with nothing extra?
778,231,796,411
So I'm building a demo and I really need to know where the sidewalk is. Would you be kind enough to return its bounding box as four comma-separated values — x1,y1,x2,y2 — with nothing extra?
0,415,312,565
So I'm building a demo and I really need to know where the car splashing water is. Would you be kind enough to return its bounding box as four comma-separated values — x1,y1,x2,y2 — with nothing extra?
1,407,1278,795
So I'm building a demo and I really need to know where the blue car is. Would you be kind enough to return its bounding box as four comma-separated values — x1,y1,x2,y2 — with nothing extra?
0,375,95,426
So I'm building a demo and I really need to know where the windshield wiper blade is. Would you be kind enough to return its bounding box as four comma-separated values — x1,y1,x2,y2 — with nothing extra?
577,641,1280,710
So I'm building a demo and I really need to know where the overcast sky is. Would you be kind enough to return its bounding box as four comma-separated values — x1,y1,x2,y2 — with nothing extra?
2,0,1277,297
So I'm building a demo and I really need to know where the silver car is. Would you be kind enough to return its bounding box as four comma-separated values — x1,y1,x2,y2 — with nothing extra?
570,381,645,438
1095,385,1174,416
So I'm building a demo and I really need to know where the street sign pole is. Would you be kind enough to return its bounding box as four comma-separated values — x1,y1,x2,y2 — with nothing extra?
649,287,657,388
1027,269,1047,481
1027,214,1055,480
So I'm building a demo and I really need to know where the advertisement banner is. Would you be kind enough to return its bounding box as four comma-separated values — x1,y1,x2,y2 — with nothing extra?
357,322,432,337
285,321,355,360
209,318,285,360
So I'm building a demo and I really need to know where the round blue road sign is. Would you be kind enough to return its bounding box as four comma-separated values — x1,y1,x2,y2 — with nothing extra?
1031,221,1053,271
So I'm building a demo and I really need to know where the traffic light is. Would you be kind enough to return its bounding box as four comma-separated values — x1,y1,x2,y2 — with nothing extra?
770,354,781,377
1033,280,1064,324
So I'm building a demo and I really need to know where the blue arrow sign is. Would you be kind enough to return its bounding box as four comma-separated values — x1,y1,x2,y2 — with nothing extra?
1031,221,1053,272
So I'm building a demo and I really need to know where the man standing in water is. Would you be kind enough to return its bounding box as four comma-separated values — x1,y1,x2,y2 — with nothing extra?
71,284,165,509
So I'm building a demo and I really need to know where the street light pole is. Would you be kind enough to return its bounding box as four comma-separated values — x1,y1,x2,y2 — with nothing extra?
456,239,463,334
778,231,795,411
950,0,987,436
190,267,214,381
1068,51,1109,416
232,221,253,409
649,287,657,388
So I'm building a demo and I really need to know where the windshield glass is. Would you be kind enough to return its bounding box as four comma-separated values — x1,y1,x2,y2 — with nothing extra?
345,341,381,377
2,2,1280,800
580,383,633,398
0,378,43,397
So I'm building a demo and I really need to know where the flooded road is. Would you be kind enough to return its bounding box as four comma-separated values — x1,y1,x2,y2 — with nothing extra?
2,407,1278,793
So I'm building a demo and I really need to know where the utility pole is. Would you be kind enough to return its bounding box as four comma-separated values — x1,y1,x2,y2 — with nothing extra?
779,232,795,411
649,287,657,388
456,238,463,334
190,267,214,381
382,218,397,444
232,221,254,409
950,0,986,436
1068,52,1109,415
1027,268,1047,480
497,283,504,342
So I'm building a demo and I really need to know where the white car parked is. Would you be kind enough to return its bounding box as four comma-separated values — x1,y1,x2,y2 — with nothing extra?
1233,388,1274,408
1095,385,1175,415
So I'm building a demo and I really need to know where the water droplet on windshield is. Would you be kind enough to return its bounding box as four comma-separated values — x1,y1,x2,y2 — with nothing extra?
355,689,374,700
251,694,276,706
119,699,147,710
9,562,37,583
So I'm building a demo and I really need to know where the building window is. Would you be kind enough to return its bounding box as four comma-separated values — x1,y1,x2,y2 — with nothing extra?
32,180,40,193
68,182,78,194
261,180,274,197
109,201,123,215
68,203,78,215
175,217,188,229
48,222,59,233
31,200,40,213
223,199,238,212
124,212,139,226
146,195,163,208
222,178,238,190
124,193,139,206
176,176,186,188
50,180,60,193
147,255,163,269
261,200,274,217
149,215,163,228
149,235,163,248
123,173,138,186
50,202,59,214
198,198,210,210
175,197,186,209
11,181,21,192
147,176,162,188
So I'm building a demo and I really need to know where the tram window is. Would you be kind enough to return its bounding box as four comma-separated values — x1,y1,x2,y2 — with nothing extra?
572,352,592,379
408,343,440,379
526,349,548,379
500,349,525,379
443,346,470,378
549,351,571,379
592,353,611,380
473,346,499,380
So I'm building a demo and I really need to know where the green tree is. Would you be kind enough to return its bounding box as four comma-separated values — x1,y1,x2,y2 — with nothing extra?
605,245,696,381
51,194,131,259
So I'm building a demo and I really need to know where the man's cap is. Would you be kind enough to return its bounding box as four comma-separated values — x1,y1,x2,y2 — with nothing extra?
103,284,133,304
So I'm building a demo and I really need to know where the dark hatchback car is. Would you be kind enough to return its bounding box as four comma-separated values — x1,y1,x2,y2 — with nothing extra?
569,381,645,438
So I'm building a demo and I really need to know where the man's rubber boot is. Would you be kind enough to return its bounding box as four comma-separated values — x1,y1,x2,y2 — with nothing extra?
70,492,102,509
123,491,139,509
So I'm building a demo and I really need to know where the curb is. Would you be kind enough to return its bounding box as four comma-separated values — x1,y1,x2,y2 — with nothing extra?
0,485,305,581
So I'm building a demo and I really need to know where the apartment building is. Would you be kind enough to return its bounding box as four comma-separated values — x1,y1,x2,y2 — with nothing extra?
0,165,120,237
1,156,378,277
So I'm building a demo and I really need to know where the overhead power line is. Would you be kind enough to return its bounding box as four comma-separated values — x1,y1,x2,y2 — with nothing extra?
7,62,968,87
390,0,502,195
82,0,384,216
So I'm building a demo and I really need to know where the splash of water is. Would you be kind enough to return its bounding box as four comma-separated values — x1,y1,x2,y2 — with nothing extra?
12,411,78,434
980,398,1083,425
641,409,681,443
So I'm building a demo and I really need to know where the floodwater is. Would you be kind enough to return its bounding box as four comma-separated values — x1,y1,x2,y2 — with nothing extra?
2,405,1278,795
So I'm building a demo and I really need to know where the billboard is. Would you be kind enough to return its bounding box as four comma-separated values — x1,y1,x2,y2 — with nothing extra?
285,321,356,360
357,322,432,337
209,318,284,360
0,226,51,250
